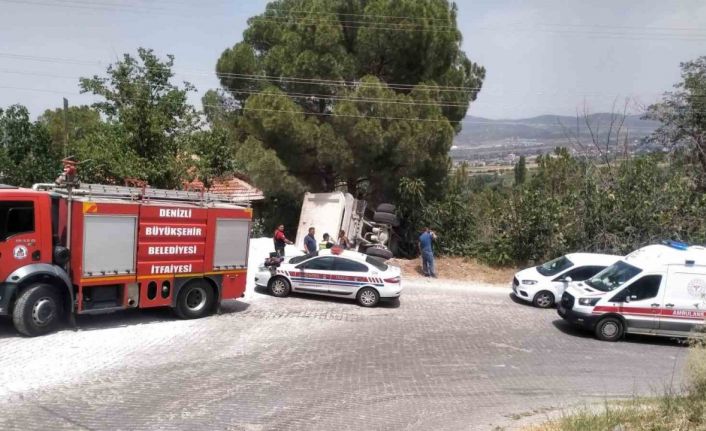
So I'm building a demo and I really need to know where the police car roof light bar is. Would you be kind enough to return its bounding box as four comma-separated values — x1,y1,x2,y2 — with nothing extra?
663,240,690,250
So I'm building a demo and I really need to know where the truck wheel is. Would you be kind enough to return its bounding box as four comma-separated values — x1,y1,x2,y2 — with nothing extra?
366,247,393,260
357,287,380,307
373,211,399,227
595,317,624,342
12,283,64,337
532,291,555,308
175,280,215,319
376,203,396,214
269,277,291,298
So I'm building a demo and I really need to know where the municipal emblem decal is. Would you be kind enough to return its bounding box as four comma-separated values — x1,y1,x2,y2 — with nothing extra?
13,245,28,260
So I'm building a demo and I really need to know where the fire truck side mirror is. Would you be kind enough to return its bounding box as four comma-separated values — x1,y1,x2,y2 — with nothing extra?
53,246,70,266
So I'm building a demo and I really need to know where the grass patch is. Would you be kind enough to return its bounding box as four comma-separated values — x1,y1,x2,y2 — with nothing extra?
389,256,516,284
527,339,706,431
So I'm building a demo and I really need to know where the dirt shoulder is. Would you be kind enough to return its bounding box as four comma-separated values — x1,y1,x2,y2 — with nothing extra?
389,256,517,285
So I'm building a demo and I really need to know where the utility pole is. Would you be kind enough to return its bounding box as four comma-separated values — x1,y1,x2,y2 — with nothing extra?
63,97,69,157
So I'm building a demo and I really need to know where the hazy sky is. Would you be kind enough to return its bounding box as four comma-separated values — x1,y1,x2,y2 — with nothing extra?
1,0,705,119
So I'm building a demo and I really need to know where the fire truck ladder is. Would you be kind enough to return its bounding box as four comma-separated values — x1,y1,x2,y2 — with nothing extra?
33,183,247,206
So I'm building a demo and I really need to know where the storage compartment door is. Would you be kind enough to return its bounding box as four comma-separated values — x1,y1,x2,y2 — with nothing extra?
83,215,137,276
213,218,250,270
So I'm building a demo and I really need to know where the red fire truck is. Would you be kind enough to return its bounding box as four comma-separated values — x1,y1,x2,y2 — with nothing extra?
0,164,252,336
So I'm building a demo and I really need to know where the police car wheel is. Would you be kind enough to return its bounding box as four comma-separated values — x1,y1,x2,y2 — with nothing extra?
532,291,555,308
269,277,291,298
12,283,64,337
595,317,624,342
175,280,215,319
356,287,379,307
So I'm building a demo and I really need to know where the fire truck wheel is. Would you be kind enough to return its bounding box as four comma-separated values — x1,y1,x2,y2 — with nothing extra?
595,317,624,342
356,287,380,307
268,277,291,298
175,280,215,319
12,283,64,337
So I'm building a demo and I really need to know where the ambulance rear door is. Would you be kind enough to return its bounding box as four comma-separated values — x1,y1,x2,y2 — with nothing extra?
660,265,706,335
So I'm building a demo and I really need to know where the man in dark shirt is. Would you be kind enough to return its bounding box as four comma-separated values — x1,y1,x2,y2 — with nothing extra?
304,227,317,254
419,227,438,278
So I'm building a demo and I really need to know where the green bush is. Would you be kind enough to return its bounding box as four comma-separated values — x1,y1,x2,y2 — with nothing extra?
396,150,706,267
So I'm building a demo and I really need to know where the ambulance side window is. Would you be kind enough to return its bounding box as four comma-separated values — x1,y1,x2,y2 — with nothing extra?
0,201,35,241
610,275,662,302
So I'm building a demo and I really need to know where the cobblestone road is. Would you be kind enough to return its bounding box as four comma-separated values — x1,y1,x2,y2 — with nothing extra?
0,279,688,430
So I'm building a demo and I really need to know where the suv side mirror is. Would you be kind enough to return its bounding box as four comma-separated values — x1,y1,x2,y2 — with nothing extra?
562,276,572,283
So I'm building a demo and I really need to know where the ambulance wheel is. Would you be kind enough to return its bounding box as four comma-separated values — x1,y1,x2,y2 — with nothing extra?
595,317,624,342
532,291,555,308
269,277,291,298
175,280,215,319
12,283,64,337
356,287,379,307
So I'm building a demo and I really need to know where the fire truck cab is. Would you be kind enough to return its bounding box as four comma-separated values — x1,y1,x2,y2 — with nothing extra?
0,180,251,337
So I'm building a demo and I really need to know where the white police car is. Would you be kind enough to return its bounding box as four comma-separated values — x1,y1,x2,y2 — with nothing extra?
512,253,621,308
254,247,402,307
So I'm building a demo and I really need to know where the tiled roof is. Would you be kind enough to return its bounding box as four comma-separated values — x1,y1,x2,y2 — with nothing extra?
184,176,265,203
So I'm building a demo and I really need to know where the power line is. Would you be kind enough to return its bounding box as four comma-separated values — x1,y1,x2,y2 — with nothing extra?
213,71,479,92
0,52,483,92
1,84,666,127
0,0,176,15
10,0,706,35
242,16,706,40
0,68,473,108
220,88,472,108
0,52,102,66
4,0,706,40
1,67,690,105
260,7,706,34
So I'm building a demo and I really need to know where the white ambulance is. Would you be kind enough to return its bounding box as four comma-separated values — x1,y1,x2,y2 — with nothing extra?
558,242,706,341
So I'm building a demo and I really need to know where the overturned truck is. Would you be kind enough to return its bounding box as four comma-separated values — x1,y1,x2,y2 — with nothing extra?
294,192,398,260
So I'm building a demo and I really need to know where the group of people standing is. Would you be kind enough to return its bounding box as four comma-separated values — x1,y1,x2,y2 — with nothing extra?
304,227,351,254
273,224,351,256
273,224,438,278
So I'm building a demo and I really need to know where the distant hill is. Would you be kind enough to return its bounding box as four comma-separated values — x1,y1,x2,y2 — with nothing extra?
454,114,661,147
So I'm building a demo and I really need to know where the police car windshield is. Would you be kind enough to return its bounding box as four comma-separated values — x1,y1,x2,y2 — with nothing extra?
536,256,573,276
585,261,642,292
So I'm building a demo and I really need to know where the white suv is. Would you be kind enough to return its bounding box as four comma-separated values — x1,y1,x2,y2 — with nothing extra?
512,253,621,308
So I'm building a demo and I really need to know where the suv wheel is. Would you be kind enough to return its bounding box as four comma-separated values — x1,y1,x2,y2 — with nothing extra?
532,291,555,308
